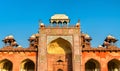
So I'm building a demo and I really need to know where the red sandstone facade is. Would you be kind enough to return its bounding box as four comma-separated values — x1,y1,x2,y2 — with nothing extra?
0,14,120,71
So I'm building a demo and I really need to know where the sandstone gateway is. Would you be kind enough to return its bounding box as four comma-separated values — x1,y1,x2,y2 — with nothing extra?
0,14,120,71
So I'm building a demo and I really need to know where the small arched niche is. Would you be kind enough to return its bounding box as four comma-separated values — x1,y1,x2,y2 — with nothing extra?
85,59,100,71
108,59,120,71
0,59,13,71
20,59,35,71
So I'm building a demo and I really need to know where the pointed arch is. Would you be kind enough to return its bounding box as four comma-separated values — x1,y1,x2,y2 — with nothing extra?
0,59,13,71
47,37,73,71
108,59,120,71
47,36,73,46
58,21,62,24
53,21,57,24
47,37,72,54
63,21,67,24
85,59,100,71
20,59,35,71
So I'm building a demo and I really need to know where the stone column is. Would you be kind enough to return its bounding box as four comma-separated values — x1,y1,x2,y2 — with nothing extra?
38,34,47,71
73,34,81,71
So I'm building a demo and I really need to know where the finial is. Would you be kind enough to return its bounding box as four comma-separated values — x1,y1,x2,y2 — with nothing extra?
78,19,80,23
39,19,45,27
76,19,80,27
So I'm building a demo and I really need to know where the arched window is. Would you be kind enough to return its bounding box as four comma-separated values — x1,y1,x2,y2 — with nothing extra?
0,59,13,71
85,59,100,71
53,21,57,24
58,21,62,27
108,59,120,71
63,21,67,27
52,21,57,27
21,59,35,71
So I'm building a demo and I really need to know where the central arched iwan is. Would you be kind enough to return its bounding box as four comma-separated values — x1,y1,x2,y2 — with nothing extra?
47,37,73,71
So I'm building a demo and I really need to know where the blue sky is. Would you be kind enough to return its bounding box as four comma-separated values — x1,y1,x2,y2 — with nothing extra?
0,0,120,47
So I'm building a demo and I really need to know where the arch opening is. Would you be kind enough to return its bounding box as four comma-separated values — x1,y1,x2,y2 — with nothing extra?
47,37,73,71
21,59,35,71
57,69,63,71
58,21,63,27
53,21,57,24
52,21,57,27
63,21,67,27
47,37,72,54
63,21,67,24
85,59,100,71
108,59,120,71
0,59,13,71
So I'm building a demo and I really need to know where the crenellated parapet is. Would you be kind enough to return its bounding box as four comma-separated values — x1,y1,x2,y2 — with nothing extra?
82,46,120,52
0,46,37,52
